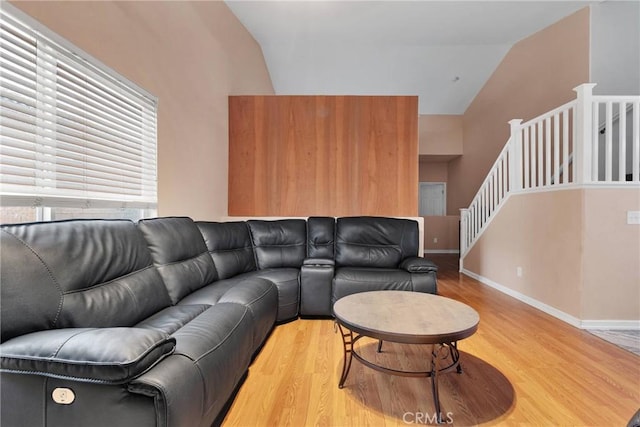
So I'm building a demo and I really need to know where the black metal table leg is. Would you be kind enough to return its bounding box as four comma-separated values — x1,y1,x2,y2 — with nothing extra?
430,344,443,424
337,323,354,388
451,341,463,374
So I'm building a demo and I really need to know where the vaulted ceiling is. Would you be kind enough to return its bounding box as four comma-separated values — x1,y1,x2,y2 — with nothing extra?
225,1,593,115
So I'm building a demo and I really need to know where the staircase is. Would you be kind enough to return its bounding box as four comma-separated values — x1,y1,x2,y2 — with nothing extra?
460,83,640,265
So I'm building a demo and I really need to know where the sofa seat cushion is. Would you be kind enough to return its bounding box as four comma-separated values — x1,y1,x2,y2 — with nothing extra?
177,278,278,352
332,267,413,304
178,277,277,321
0,328,175,384
180,267,297,323
135,305,211,335
236,268,300,322
177,276,246,306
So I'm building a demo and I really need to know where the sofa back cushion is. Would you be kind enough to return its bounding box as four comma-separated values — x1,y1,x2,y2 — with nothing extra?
0,220,172,342
138,217,217,304
335,217,419,268
196,221,257,280
247,220,306,269
307,217,335,259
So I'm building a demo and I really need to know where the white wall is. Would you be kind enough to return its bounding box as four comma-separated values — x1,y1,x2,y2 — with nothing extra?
590,1,640,95
463,188,640,325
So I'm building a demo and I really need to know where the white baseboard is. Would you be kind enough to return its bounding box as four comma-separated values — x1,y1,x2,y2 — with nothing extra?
424,250,460,254
461,269,640,331
461,269,583,328
580,320,640,330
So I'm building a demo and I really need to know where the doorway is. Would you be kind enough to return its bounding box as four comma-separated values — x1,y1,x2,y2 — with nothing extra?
419,182,446,216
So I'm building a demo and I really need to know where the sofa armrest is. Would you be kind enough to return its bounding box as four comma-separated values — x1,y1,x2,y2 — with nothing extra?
300,258,335,316
303,257,335,267
399,256,438,273
0,328,175,384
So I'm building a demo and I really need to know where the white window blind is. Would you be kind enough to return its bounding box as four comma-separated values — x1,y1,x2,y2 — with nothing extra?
0,5,157,210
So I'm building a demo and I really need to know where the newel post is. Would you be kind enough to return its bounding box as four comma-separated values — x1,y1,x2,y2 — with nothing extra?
459,208,469,271
508,119,523,192
573,83,597,184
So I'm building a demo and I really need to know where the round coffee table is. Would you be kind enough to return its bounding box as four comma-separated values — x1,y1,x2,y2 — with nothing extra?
333,290,479,423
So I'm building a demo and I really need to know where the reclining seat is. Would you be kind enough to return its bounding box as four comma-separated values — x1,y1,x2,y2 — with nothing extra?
246,219,305,322
137,217,278,425
332,217,438,305
137,217,278,354
0,220,176,427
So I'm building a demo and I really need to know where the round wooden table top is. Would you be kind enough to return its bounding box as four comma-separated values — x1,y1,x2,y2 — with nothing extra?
333,291,480,344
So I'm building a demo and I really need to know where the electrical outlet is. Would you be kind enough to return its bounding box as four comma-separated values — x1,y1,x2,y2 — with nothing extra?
516,267,523,277
628,211,640,225
433,237,438,243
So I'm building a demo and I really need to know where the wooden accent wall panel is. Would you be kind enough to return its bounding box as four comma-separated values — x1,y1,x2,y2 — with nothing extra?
229,96,418,217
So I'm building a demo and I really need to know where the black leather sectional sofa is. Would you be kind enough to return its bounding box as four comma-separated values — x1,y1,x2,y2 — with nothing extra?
0,216,437,427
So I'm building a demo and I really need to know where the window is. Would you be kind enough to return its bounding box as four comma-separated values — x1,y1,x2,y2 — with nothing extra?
0,4,158,223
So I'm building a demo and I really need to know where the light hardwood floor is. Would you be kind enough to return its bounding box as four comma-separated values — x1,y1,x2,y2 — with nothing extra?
223,255,640,426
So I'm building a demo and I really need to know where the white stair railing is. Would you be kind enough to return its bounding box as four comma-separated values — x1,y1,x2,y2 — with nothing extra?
460,84,640,261
460,141,512,254
519,99,577,190
591,96,640,182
